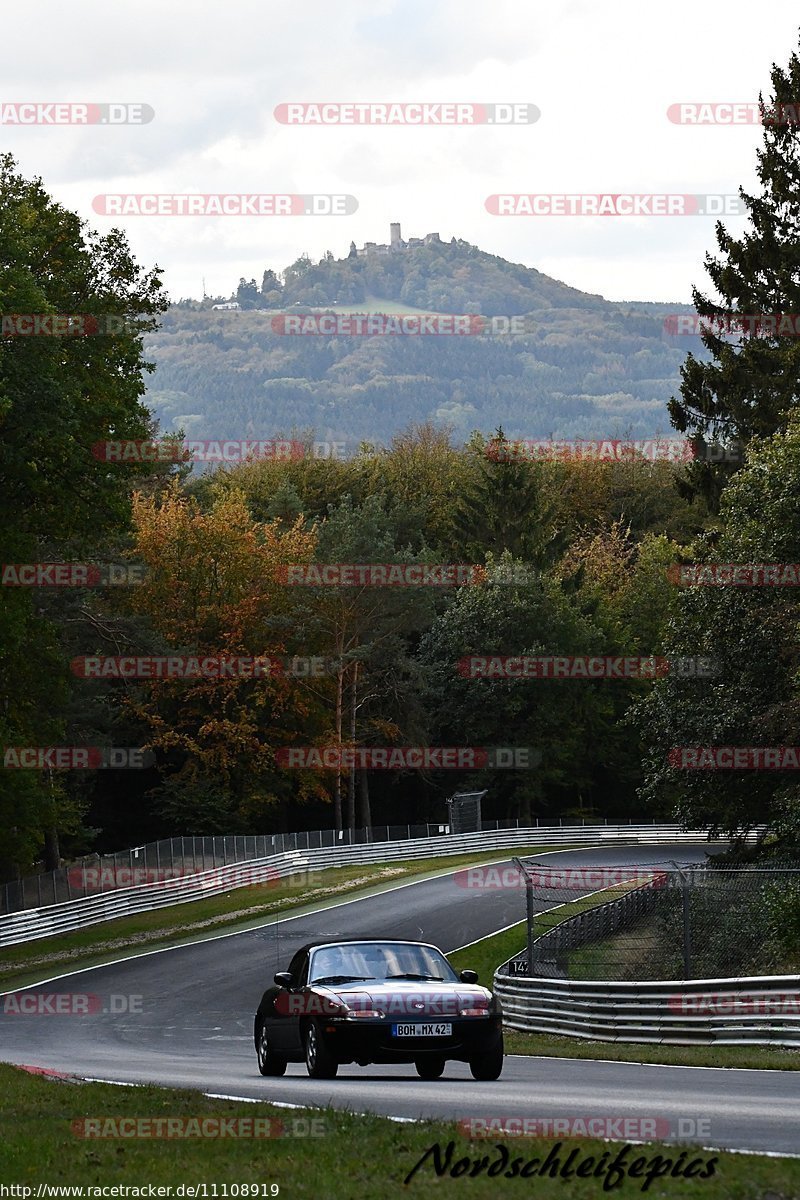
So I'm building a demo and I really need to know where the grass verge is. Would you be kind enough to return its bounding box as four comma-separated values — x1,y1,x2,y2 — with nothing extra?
0,1063,798,1197
0,845,571,992
503,1029,800,1071
449,883,638,985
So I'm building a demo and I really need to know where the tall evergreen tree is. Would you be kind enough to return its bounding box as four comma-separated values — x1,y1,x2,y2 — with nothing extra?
450,431,566,567
669,41,800,508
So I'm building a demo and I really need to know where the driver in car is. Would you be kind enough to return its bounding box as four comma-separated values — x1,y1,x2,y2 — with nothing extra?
360,946,391,980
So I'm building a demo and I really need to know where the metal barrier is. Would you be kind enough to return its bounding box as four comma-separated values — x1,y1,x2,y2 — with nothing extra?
493,971,800,1046
493,849,800,1046
0,824,712,949
1,822,474,914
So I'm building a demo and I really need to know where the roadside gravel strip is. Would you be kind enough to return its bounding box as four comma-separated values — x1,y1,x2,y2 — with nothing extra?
3,843,800,1156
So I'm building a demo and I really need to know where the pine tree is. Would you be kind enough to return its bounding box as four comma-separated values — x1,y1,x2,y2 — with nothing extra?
450,430,566,567
669,42,800,507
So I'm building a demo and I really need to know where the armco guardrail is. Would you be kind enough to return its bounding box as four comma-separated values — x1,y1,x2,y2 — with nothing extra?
2,822,472,914
0,824,713,949
493,971,800,1046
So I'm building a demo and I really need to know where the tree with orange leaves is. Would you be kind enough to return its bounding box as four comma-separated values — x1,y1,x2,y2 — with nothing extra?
129,485,327,830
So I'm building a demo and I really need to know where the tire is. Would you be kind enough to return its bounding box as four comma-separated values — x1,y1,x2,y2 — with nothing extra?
255,1021,287,1077
469,1037,504,1081
415,1055,445,1080
304,1020,338,1079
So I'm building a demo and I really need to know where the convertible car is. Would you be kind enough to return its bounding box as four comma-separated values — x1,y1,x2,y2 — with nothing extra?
253,938,504,1080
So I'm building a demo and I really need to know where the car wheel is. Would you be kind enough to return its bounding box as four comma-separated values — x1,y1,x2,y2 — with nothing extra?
415,1055,445,1080
469,1037,504,1081
304,1020,338,1079
256,1022,287,1077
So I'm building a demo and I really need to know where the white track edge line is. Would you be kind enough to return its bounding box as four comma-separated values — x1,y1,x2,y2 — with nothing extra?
49,1075,800,1158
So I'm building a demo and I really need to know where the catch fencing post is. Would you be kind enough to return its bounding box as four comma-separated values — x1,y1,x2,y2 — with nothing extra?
682,875,693,977
514,857,535,976
670,860,693,977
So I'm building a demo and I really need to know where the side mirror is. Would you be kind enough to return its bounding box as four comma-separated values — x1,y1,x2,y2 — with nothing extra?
274,972,293,989
459,969,479,984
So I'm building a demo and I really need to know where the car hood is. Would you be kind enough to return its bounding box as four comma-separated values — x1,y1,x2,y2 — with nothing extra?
314,979,494,1016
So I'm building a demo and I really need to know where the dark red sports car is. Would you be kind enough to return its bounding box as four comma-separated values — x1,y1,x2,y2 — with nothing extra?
254,938,504,1080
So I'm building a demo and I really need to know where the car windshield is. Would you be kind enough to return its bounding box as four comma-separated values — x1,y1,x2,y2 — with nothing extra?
308,942,458,985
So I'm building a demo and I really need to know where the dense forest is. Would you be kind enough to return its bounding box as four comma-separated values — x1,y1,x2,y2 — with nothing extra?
3,38,800,882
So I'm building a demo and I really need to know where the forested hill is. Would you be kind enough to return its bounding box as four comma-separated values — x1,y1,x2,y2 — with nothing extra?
145,237,703,448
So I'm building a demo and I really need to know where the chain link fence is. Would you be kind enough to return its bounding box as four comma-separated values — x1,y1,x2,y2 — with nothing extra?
1,819,530,915
503,858,800,981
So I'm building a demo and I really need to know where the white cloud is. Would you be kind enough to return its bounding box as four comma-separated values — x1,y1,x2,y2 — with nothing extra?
1,0,798,301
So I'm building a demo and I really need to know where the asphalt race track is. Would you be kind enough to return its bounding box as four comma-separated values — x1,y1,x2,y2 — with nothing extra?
2,843,799,1156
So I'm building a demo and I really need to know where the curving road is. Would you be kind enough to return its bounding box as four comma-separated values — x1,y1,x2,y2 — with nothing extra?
2,843,800,1156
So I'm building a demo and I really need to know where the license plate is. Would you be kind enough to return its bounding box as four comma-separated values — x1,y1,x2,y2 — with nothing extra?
391,1023,452,1037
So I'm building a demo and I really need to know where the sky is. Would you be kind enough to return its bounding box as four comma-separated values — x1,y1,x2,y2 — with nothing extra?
2,1,799,305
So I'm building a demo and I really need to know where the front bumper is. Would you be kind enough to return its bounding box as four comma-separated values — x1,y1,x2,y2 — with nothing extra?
317,1014,502,1063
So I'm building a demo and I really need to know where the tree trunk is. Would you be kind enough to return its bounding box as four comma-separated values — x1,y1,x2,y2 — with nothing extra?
334,665,343,832
43,825,60,871
347,663,358,834
359,770,372,840
43,770,60,869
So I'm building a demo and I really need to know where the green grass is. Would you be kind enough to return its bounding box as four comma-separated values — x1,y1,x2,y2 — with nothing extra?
450,921,530,984
566,913,800,982
565,918,655,980
0,1064,798,1197
449,883,639,985
0,845,572,992
242,295,450,316
504,1029,800,1071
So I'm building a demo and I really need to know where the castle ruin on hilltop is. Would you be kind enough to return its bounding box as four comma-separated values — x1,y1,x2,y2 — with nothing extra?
349,223,444,258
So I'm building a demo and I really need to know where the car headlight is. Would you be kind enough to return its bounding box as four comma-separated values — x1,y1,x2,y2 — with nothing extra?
342,1007,385,1019
459,1006,491,1017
